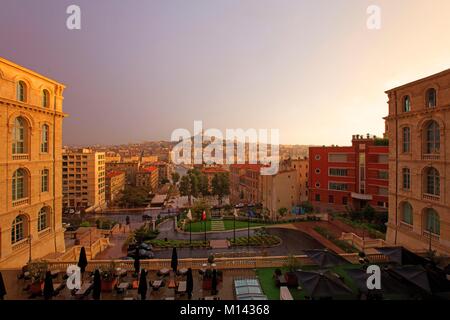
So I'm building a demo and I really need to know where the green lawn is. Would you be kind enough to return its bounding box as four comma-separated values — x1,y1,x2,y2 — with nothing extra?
182,220,265,232
256,265,362,300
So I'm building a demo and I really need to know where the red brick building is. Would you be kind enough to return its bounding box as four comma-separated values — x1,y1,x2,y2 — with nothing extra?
309,135,389,213
230,164,263,205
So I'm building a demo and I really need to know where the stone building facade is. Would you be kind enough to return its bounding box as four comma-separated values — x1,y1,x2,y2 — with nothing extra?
385,69,450,255
0,57,66,268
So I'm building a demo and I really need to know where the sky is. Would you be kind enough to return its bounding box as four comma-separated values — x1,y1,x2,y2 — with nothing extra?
1,0,450,146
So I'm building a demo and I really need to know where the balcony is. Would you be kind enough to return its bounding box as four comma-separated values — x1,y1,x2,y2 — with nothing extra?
422,154,440,161
423,230,440,241
12,153,29,161
350,192,373,201
12,197,30,207
422,193,440,202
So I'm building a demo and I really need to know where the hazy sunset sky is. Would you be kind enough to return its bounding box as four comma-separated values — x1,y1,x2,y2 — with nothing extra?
1,0,450,146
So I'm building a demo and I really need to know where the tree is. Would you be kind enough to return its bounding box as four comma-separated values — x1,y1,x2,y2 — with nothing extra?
199,174,210,196
179,175,192,205
192,199,209,220
171,172,180,185
278,207,288,217
118,186,149,208
211,173,230,205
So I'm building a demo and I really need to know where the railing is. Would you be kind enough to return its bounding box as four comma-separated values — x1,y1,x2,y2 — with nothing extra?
12,238,29,251
38,228,52,239
423,193,440,202
422,154,440,161
340,232,387,251
12,153,29,161
422,230,440,241
44,253,371,272
12,198,30,207
399,221,413,231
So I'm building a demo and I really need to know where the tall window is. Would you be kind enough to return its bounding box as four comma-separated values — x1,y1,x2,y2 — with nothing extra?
425,167,440,196
12,169,27,201
41,169,49,192
11,215,26,244
42,89,50,107
402,127,410,153
402,202,413,225
41,125,49,153
403,95,411,112
402,168,411,190
38,207,49,231
425,209,440,235
425,121,440,154
426,88,436,108
12,117,27,154
16,81,26,102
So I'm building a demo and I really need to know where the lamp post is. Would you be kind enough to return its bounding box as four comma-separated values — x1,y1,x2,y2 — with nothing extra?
28,235,33,262
247,209,250,248
234,213,236,244
190,219,192,246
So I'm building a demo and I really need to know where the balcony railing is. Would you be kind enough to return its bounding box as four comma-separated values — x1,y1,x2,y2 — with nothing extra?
423,230,440,241
423,193,440,202
12,238,29,251
12,153,29,161
12,197,30,207
422,154,440,161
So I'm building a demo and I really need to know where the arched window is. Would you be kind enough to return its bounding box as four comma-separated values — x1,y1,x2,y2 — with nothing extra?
12,117,27,154
38,207,49,231
401,202,413,225
42,89,50,108
426,88,436,108
425,167,440,196
41,124,49,153
16,81,27,102
403,95,411,112
425,121,440,154
12,169,28,201
425,208,440,235
41,169,49,192
11,215,26,244
402,127,410,153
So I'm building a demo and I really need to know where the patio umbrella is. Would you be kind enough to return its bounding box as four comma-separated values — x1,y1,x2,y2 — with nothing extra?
304,249,349,268
43,271,54,300
186,268,193,299
211,269,217,295
390,265,450,294
133,248,141,276
0,271,6,300
77,247,88,274
138,269,148,300
294,270,353,299
171,247,178,273
375,247,429,266
345,267,413,296
92,269,101,300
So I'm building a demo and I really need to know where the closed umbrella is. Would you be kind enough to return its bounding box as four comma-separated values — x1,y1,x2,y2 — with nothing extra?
304,249,349,268
186,268,193,299
294,270,353,299
0,271,6,300
43,271,54,300
211,269,218,295
77,247,88,274
92,269,101,300
171,247,178,273
138,270,148,300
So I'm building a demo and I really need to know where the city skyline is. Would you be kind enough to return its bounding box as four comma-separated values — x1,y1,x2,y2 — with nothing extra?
1,0,450,146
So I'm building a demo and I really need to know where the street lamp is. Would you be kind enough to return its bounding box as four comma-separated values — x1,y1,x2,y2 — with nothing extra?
28,234,33,262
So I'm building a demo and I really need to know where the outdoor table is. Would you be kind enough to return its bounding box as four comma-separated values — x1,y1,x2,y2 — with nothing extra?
178,268,188,275
177,281,186,293
117,282,130,294
75,282,93,296
159,268,170,276
152,280,163,290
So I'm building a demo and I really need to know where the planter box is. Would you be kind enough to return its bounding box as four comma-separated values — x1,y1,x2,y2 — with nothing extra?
30,281,44,295
101,278,118,292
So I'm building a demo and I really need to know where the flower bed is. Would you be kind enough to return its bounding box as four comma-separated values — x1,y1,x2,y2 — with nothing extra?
147,239,207,248
229,235,281,247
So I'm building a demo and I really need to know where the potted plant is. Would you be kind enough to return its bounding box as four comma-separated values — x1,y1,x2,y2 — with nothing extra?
100,261,118,292
28,260,48,295
283,255,300,288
